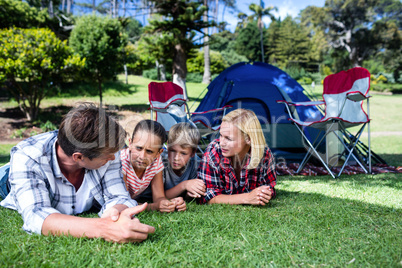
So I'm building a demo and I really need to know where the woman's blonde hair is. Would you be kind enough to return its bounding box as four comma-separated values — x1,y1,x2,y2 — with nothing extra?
222,109,266,169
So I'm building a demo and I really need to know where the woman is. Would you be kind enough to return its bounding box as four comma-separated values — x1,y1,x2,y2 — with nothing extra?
198,109,276,205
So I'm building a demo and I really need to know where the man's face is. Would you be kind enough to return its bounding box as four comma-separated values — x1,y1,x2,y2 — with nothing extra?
168,144,194,172
81,152,116,170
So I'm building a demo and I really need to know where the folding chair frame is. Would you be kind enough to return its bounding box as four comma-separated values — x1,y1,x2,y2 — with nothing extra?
278,91,371,179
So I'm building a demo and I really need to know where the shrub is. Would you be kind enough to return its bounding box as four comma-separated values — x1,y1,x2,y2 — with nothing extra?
0,27,84,121
186,72,203,83
142,69,158,80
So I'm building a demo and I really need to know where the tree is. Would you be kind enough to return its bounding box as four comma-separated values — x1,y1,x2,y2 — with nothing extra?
69,15,127,107
187,50,227,75
248,1,277,62
0,28,84,121
0,0,48,28
303,0,402,70
146,0,215,98
269,16,311,69
202,0,211,84
235,22,261,62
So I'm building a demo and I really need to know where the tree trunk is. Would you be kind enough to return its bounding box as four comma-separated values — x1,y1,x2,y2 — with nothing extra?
124,64,128,84
67,0,72,14
214,0,219,34
48,0,54,18
260,26,265,62
173,44,188,99
97,73,103,107
202,0,211,84
160,63,166,81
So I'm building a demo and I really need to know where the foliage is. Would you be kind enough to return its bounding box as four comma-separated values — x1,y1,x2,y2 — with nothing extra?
0,0,48,28
248,2,277,62
267,16,311,70
132,33,176,77
124,18,143,43
235,22,262,62
363,58,387,75
302,0,402,71
209,31,247,67
371,83,402,93
146,0,215,87
69,14,127,105
186,72,203,83
142,68,172,81
220,50,248,67
0,27,84,121
209,30,236,52
187,50,227,75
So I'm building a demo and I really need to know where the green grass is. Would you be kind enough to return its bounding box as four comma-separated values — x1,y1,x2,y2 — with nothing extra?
0,175,401,266
0,76,401,266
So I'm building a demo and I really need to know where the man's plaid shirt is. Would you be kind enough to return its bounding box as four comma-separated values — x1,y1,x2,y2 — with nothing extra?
198,139,276,204
0,130,137,234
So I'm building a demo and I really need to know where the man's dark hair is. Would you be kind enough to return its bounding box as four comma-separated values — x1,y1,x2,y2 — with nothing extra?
58,102,127,159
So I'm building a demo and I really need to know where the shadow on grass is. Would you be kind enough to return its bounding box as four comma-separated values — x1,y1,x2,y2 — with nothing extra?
56,81,137,97
119,104,150,113
379,154,402,167
0,154,10,164
277,172,402,191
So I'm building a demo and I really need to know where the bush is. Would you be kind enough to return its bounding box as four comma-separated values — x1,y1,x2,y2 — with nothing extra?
310,72,323,83
142,69,158,80
297,77,313,85
0,27,84,121
186,72,203,83
371,83,402,94
142,68,172,81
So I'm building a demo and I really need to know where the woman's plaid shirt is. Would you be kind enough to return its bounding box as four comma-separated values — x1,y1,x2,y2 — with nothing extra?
198,139,276,204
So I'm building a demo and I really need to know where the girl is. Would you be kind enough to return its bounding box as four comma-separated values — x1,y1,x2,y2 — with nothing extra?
198,109,276,205
120,119,186,212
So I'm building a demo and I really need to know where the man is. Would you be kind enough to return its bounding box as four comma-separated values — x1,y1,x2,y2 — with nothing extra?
0,103,155,243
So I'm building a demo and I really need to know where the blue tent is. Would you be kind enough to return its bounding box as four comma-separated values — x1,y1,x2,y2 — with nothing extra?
192,62,322,160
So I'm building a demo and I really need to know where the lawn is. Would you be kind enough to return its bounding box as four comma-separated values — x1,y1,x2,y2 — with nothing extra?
0,76,401,266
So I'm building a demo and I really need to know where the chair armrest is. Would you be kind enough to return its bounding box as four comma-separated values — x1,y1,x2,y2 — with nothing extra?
277,100,324,106
347,91,370,102
191,105,233,115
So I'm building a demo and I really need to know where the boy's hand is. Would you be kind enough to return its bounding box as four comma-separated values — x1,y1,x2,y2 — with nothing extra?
171,197,186,211
157,199,176,213
185,179,206,198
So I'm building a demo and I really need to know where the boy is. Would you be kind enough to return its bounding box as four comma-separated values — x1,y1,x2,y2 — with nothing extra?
138,122,205,200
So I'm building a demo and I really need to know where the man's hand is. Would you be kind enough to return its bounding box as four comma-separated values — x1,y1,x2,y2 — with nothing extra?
185,179,206,198
102,204,128,222
171,197,186,211
102,203,155,243
246,186,272,205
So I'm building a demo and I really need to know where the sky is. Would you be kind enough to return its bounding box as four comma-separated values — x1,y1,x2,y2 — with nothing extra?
224,0,326,31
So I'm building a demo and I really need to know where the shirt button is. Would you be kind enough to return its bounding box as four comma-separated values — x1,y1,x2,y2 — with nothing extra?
72,206,75,209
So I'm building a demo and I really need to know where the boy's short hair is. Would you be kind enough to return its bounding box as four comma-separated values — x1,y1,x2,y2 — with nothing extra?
168,122,200,151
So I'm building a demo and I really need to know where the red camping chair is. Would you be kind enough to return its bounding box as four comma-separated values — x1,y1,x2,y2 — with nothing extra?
278,67,372,178
148,81,231,132
148,81,191,131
